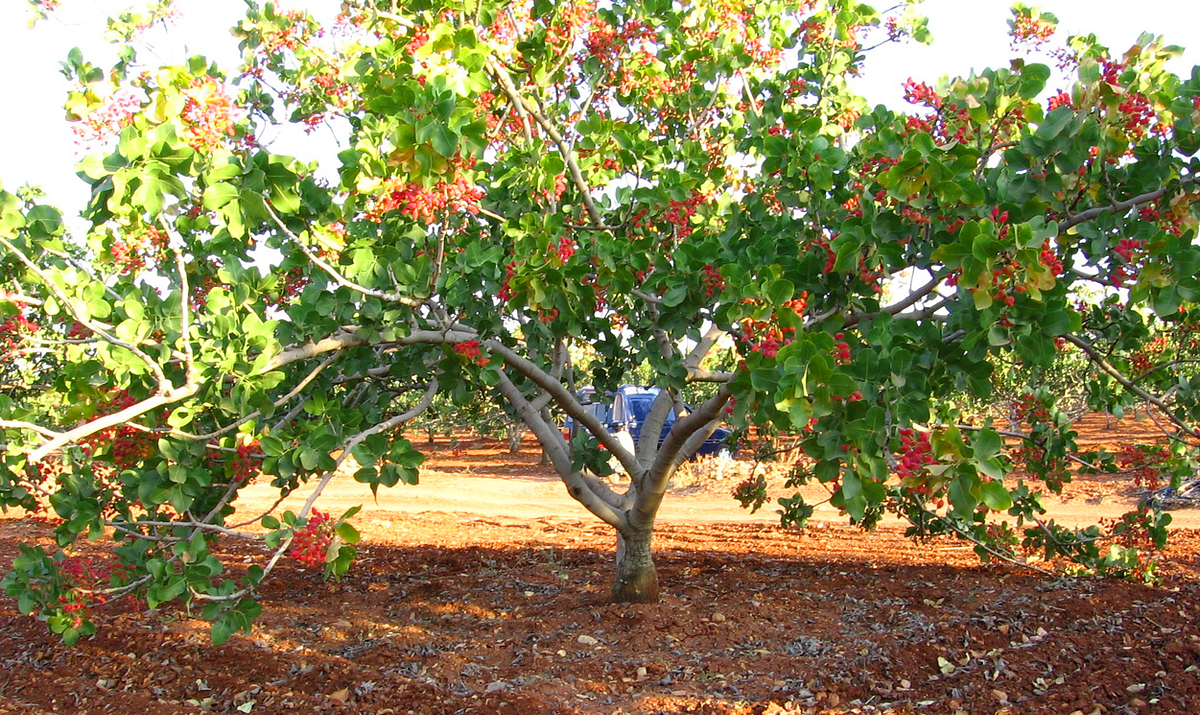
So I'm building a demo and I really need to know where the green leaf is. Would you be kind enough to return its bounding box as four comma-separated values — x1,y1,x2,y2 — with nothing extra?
979,480,1013,511
211,618,233,646
948,474,978,517
335,522,361,544
1042,310,1071,336
1035,107,1074,141
662,283,688,307
203,182,238,210
974,428,1002,458
766,278,794,305
430,124,459,158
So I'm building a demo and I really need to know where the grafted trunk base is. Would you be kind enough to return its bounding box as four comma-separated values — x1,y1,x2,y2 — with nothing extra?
612,529,659,603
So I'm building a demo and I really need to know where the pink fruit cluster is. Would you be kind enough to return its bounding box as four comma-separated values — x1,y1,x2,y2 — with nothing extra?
289,510,334,568
895,428,936,481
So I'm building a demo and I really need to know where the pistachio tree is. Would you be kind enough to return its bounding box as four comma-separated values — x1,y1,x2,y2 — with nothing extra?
2,0,1199,643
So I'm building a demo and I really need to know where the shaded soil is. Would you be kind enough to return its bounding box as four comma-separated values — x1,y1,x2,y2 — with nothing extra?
1,414,1199,714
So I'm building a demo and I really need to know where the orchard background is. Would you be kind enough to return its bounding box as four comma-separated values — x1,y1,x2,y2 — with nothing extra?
1,1,1200,709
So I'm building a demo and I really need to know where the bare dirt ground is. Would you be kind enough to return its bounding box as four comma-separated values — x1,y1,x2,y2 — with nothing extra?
1,414,1199,714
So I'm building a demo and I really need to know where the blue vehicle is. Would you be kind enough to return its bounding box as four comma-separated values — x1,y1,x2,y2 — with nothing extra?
563,385,733,459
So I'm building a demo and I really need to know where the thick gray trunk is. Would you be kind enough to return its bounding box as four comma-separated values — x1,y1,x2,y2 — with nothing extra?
612,528,659,603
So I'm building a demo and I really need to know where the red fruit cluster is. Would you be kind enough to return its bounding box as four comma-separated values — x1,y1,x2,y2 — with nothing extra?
584,18,657,67
1011,392,1050,425
73,87,145,145
554,235,576,263
901,78,940,108
179,76,239,151
547,0,597,52
663,191,707,238
1100,506,1159,548
225,441,263,484
77,390,160,471
453,339,488,366
1046,90,1074,112
289,510,334,568
1039,239,1064,275
831,332,851,363
1138,204,1188,238
1100,59,1124,86
784,293,809,318
497,261,516,303
1116,444,1172,491
257,9,318,56
108,225,170,275
266,266,311,308
542,175,569,203
1009,13,1056,48
370,176,484,224
701,264,724,298
0,313,39,358
895,428,936,481
897,205,930,226
1110,237,1145,286
737,318,794,359
405,26,429,55
1130,335,1169,374
811,235,837,273
1115,91,1156,141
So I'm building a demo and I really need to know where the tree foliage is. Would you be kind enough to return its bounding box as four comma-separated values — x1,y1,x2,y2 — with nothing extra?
2,0,1199,642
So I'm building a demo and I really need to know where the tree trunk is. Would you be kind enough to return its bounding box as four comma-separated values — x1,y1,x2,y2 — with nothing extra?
612,528,659,603
507,423,525,454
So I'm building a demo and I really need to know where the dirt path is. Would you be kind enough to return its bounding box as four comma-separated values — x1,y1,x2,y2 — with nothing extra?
233,431,1200,530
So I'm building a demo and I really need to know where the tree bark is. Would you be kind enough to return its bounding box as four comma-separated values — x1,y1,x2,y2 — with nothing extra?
612,528,659,603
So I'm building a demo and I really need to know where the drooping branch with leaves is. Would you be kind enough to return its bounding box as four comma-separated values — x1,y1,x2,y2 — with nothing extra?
2,0,1199,643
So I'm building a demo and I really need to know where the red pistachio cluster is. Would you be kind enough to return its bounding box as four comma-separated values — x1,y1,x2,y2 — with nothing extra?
895,428,937,482
369,176,484,224
701,264,725,298
497,260,517,303
73,87,146,145
108,225,169,275
737,318,794,359
1100,506,1160,548
1009,12,1056,48
288,509,334,568
179,76,239,151
1116,444,1173,491
453,339,488,366
1047,90,1074,112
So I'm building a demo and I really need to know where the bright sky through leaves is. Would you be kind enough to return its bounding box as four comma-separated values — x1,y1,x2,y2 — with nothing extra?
1,0,1195,211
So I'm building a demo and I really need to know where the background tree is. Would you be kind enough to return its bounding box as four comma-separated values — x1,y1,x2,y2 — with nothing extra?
1,0,1198,643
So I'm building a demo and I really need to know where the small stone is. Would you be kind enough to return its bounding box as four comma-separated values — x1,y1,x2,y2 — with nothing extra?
485,680,510,693
712,613,726,623
577,635,598,646
328,688,349,703
1126,683,1145,693
1129,698,1147,708
992,689,1008,703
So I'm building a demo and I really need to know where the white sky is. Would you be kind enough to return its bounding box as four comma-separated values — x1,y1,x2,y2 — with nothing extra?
0,0,1197,214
